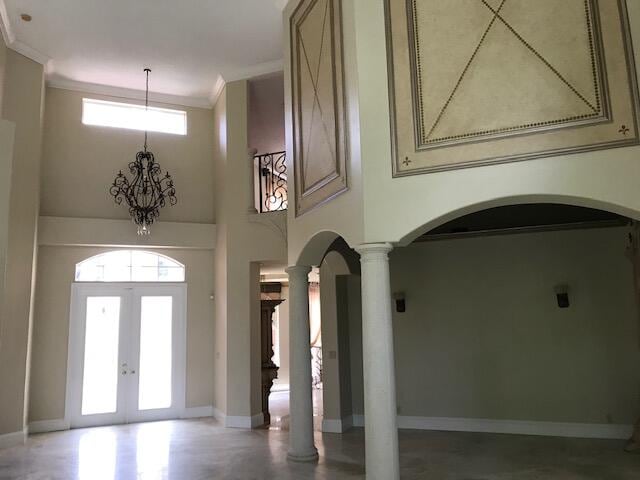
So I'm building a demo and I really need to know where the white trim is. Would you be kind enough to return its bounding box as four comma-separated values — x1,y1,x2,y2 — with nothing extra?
322,416,353,433
0,0,14,45
209,75,226,107
212,406,226,424
273,0,289,11
221,59,283,83
0,429,26,449
46,78,212,109
353,414,364,427
180,406,214,419
351,414,633,440
28,419,70,434
225,412,264,429
0,1,50,66
10,39,50,65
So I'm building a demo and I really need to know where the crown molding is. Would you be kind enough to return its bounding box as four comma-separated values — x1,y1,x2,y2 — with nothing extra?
273,0,289,11
209,75,226,107
222,58,283,83
0,0,14,45
0,0,50,67
10,39,50,66
208,59,284,107
46,77,213,109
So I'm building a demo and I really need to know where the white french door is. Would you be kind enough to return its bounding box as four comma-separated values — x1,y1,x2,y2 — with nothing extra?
66,283,186,428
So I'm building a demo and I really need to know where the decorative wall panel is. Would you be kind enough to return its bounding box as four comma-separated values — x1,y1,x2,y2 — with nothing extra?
386,0,640,176
291,0,348,215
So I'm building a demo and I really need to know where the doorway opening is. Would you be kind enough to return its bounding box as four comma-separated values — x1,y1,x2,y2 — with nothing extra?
260,265,323,430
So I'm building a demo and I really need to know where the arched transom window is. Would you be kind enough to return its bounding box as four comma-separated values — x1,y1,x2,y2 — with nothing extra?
75,250,185,282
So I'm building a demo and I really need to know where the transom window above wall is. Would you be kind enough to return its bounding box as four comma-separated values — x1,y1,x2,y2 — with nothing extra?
75,251,185,282
82,98,187,135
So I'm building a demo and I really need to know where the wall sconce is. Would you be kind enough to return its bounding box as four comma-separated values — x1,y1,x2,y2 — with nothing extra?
554,284,570,308
393,292,406,313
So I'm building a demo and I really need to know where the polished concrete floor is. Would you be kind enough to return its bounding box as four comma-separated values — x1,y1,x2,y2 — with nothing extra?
1,418,638,480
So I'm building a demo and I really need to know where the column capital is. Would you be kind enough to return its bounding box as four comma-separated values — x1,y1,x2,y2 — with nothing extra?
355,242,393,257
286,265,312,278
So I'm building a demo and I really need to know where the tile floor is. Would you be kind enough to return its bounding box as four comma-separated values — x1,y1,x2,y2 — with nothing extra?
0,418,638,479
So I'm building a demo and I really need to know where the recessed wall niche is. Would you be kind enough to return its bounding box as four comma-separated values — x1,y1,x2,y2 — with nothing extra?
290,0,348,215
385,0,640,176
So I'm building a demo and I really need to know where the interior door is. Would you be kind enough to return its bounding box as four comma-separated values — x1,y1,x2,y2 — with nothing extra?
67,285,130,428
66,283,186,428
127,285,186,423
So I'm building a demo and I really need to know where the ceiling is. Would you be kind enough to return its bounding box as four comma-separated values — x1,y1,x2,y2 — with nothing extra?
0,0,287,107
421,204,627,241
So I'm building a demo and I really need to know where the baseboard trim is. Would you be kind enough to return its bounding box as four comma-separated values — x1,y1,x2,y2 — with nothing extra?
28,419,70,434
212,406,226,424
351,415,633,440
322,415,354,433
353,415,364,427
225,412,265,429
180,406,214,419
0,429,27,449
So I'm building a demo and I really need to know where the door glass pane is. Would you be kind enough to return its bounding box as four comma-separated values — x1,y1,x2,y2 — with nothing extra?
82,297,121,416
138,296,173,410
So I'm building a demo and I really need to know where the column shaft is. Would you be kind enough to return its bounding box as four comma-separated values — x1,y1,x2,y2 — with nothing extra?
356,243,400,480
286,265,318,461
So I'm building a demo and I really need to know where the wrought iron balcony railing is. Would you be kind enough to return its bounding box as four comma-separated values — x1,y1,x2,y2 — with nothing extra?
255,151,287,213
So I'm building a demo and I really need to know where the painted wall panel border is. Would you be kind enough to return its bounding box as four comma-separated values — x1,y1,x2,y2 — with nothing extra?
385,0,640,176
290,0,348,215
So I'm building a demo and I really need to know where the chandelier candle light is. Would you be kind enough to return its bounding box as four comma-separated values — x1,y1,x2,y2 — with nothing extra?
110,68,177,235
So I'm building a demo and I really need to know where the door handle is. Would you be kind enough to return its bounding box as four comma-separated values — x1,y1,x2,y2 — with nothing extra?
121,370,127,375
130,369,136,374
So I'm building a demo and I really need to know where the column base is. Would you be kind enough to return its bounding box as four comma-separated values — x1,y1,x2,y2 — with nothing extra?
287,449,319,463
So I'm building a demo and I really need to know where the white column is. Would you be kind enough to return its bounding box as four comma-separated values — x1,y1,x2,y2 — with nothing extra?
248,148,258,214
356,243,400,480
286,265,318,462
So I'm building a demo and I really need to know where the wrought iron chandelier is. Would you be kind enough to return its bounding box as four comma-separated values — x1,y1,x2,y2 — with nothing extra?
110,68,177,236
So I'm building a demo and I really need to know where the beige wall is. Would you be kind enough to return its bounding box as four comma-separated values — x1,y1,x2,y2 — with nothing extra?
40,87,215,223
248,73,285,155
213,81,288,423
0,51,45,436
28,246,215,422
348,227,640,425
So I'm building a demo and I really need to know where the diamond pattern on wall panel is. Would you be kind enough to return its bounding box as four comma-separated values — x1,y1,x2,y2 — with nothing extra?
291,0,348,215
386,0,640,176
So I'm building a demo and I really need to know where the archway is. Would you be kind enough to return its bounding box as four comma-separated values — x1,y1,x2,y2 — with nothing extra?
318,240,361,433
285,230,362,461
377,202,640,445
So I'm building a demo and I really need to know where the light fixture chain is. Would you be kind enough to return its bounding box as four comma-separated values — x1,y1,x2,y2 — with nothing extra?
144,68,150,152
